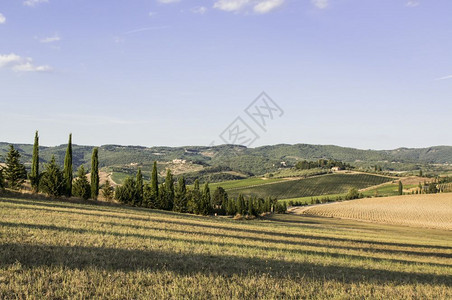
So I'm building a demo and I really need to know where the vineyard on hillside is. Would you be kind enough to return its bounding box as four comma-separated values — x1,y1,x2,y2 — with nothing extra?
227,173,394,200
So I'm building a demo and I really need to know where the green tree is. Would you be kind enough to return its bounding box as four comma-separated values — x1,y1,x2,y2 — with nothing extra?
0,168,5,191
102,179,114,202
150,161,159,205
63,134,73,197
162,169,174,210
398,181,403,195
29,131,40,193
90,147,99,200
72,165,91,200
419,169,423,177
4,145,27,190
174,176,187,212
226,197,236,215
136,168,143,206
40,155,64,197
212,187,228,211
200,182,212,215
236,194,246,215
187,179,201,214
114,177,137,205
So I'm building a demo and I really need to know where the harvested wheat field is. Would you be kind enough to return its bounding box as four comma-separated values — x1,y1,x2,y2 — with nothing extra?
1,195,452,298
298,193,452,230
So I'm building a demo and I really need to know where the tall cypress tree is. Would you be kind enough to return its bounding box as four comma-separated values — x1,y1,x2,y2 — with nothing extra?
29,130,40,193
398,180,403,195
136,168,143,206
151,161,159,202
164,169,174,210
90,147,99,200
174,176,187,212
63,134,73,197
200,182,211,216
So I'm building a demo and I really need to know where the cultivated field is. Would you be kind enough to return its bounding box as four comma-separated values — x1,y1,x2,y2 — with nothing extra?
298,193,452,230
1,196,451,298
228,173,393,199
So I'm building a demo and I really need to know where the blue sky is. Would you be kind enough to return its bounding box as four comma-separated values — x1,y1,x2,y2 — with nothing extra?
0,0,451,149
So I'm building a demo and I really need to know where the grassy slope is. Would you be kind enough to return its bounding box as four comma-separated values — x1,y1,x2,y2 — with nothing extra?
1,196,451,298
227,173,393,200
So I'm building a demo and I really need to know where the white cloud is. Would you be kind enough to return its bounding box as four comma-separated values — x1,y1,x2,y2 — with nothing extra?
0,13,6,24
311,0,328,9
191,6,208,14
253,0,284,14
213,0,251,12
435,75,452,81
406,0,420,7
24,0,49,7
0,53,52,72
40,34,60,43
0,53,22,68
149,11,157,17
157,0,180,3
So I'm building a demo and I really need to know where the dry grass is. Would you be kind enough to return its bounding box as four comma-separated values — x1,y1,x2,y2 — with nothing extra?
1,195,451,299
300,193,452,230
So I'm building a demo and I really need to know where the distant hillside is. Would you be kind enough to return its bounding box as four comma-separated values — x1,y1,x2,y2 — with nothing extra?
0,142,451,179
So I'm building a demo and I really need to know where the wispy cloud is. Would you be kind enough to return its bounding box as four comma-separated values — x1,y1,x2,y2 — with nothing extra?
435,74,452,81
39,34,61,43
0,13,5,24
213,0,284,14
124,26,169,35
23,0,49,7
157,0,180,3
191,6,208,14
311,0,328,9
254,0,284,14
406,0,420,7
0,53,52,72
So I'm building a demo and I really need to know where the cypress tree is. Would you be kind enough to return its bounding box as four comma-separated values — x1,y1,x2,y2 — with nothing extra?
72,165,91,200
90,147,99,200
4,145,27,190
164,169,174,210
40,155,64,197
151,161,159,202
174,176,187,212
136,168,143,206
398,180,403,195
188,179,201,214
63,134,73,197
200,182,211,216
0,168,5,191
29,130,40,193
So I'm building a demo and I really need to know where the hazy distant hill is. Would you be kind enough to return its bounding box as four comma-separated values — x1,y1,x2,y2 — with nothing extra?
0,142,451,177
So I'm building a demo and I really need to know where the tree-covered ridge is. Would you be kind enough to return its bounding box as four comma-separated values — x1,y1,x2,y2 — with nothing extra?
1,142,451,177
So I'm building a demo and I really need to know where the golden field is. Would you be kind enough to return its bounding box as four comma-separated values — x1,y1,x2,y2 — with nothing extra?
299,193,452,230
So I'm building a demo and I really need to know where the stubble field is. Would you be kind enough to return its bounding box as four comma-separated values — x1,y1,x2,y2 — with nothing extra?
0,195,451,299
298,193,452,230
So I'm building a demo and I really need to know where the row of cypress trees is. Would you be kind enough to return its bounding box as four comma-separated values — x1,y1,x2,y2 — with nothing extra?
26,131,100,200
0,131,286,216
114,165,282,216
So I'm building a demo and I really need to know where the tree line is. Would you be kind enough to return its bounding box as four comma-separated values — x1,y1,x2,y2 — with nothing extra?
114,162,285,216
0,131,285,217
295,159,353,170
0,131,102,201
